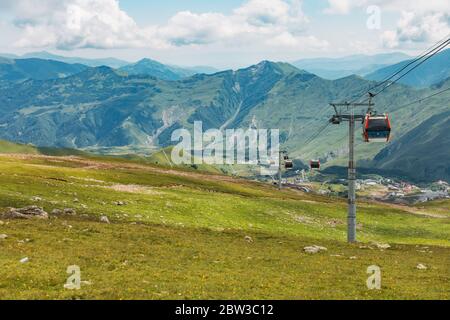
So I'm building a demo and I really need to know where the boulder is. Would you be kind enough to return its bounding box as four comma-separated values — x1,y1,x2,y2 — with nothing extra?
63,208,77,215
100,215,110,224
3,206,48,220
20,257,29,263
51,209,63,215
304,245,327,254
244,236,253,243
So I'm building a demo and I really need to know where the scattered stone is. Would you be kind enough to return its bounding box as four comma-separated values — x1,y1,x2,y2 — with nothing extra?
0,234,8,240
81,204,88,209
3,206,48,220
0,220,4,225
114,201,126,206
327,219,343,228
51,209,63,215
20,257,29,263
31,196,42,202
304,245,328,254
374,243,391,250
63,208,77,216
294,215,314,224
100,215,110,224
244,236,253,243
73,198,79,203
359,245,373,250
416,264,428,270
349,256,358,260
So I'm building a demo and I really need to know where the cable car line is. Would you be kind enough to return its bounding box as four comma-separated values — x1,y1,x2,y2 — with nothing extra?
370,38,450,96
371,40,450,98
384,87,450,111
303,121,330,148
349,34,450,104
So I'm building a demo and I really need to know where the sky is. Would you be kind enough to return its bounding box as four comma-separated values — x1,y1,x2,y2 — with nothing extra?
0,0,449,68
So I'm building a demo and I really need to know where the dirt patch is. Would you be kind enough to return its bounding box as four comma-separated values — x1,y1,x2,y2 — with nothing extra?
380,202,447,219
105,184,162,195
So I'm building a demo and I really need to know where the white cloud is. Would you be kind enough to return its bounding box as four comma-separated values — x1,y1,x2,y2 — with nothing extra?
4,0,327,52
157,0,319,49
8,0,157,49
324,0,360,15
324,0,450,15
382,11,450,48
323,0,450,48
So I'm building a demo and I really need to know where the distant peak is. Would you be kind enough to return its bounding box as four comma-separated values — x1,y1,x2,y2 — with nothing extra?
136,58,160,64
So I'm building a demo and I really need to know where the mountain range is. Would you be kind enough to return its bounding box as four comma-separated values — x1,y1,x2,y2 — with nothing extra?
119,58,217,80
0,57,448,182
292,52,411,80
365,48,450,88
0,58,88,84
1,51,130,69
0,52,218,79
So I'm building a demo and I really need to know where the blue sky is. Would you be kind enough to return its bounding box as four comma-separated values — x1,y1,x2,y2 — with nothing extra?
0,0,448,68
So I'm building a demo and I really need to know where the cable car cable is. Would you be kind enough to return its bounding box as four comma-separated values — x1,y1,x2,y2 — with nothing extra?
371,41,450,97
382,87,450,111
348,35,450,104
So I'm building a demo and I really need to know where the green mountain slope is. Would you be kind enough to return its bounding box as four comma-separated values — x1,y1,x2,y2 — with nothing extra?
119,58,196,80
0,58,88,84
0,60,448,182
373,109,450,182
20,51,130,68
365,49,450,88
0,153,448,299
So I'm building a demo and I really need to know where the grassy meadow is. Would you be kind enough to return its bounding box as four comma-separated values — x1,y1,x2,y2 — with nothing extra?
0,151,448,299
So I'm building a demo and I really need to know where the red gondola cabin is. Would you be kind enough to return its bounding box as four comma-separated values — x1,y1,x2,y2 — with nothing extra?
363,114,391,142
310,160,320,170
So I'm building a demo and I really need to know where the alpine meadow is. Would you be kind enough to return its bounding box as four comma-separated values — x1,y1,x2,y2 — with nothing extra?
0,0,448,306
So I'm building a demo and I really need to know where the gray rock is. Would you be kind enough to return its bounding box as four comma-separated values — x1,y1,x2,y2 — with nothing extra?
3,206,48,219
20,257,29,263
416,263,428,270
51,209,63,215
375,243,391,250
244,236,253,243
304,245,328,254
100,215,110,224
63,208,77,215
0,234,8,240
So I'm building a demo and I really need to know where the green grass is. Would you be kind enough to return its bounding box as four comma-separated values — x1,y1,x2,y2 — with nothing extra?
0,153,449,299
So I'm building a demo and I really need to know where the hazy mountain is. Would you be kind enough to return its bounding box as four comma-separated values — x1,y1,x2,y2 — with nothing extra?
374,109,450,182
293,53,410,80
119,59,219,80
119,58,196,80
0,58,88,83
365,49,450,88
17,51,129,68
0,60,448,181
182,66,219,74
0,53,19,59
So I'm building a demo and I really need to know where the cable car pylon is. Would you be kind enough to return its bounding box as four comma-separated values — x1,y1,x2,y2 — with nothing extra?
329,94,375,243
